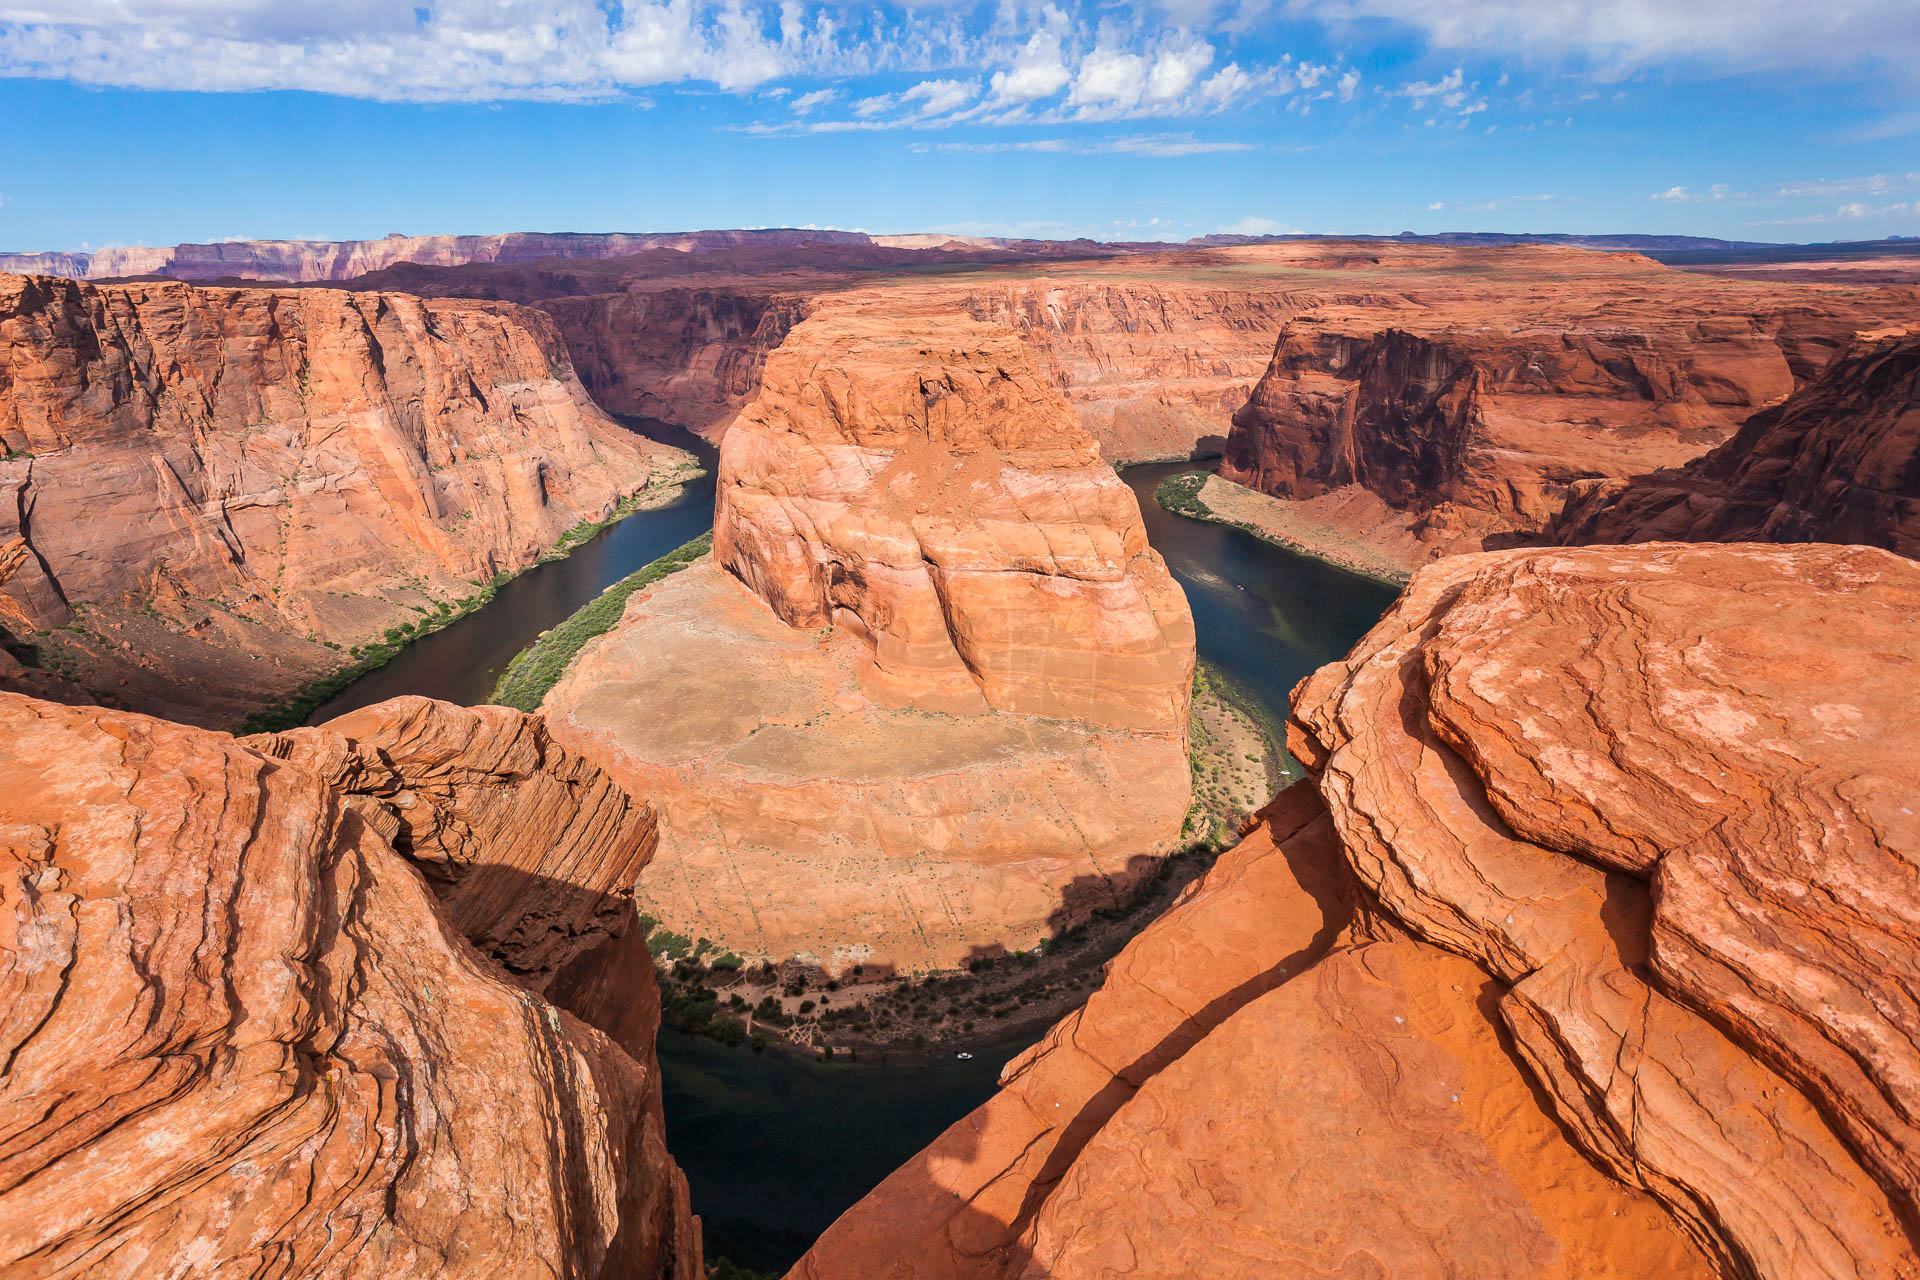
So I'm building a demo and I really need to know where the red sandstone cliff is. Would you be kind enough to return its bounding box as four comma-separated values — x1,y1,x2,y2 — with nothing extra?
1553,328,1920,556
541,287,806,434
0,272,689,725
714,296,1194,730
795,542,1920,1279
0,691,699,1278
1215,247,1914,562
543,292,1196,972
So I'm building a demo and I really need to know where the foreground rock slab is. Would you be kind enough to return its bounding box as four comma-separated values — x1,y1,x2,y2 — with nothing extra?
0,692,698,1279
799,542,1920,1280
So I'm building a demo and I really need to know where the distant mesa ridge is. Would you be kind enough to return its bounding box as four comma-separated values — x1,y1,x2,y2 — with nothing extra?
6,227,1916,283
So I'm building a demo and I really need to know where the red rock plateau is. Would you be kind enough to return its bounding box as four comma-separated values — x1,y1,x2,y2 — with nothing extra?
0,272,694,726
544,293,1196,972
0,691,699,1278
1214,244,1917,573
1555,328,1920,557
312,241,1918,485
796,542,1920,1280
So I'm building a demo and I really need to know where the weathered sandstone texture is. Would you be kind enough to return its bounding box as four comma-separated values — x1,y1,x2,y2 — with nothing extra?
968,281,1301,462
714,300,1194,730
1555,329,1920,557
0,691,699,1278
798,542,1920,1280
0,272,691,726
546,297,1195,971
1217,245,1916,564
541,288,806,435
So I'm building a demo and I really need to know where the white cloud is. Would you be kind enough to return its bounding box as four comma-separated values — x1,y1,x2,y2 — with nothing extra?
900,76,978,117
989,29,1070,103
791,87,835,113
1651,185,1692,202
1295,0,1920,76
1337,68,1361,100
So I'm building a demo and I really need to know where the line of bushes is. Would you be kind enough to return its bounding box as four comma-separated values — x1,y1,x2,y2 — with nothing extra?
488,531,712,712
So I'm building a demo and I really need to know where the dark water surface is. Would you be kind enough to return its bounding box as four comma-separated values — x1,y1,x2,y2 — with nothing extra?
311,433,1399,1274
305,420,718,723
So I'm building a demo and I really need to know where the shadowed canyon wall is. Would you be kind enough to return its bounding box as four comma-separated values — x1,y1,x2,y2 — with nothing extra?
1554,328,1920,556
0,692,700,1279
0,272,687,725
797,542,1920,1280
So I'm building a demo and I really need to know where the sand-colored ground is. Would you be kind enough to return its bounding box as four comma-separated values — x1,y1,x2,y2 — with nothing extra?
544,558,1191,974
1173,472,1421,585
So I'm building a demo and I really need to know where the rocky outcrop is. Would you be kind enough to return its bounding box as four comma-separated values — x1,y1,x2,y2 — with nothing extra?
714,300,1193,730
247,695,671,1058
0,272,691,725
1216,245,1916,563
0,691,699,1278
798,542,1920,1280
545,293,1195,971
540,288,806,435
1554,329,1920,556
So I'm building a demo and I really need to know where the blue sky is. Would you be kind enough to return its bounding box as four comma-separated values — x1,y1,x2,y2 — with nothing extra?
1,1,1916,251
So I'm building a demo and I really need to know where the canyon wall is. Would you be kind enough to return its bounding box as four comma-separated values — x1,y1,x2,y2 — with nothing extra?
1215,246,1915,566
797,542,1920,1280
1554,328,1920,556
0,691,699,1279
968,280,1303,462
540,288,807,435
0,272,688,725
544,292,1195,973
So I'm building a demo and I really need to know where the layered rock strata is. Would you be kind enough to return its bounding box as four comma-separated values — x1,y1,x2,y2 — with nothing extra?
798,542,1920,1279
0,692,699,1279
540,288,806,435
546,297,1195,971
1216,246,1915,564
1554,329,1920,556
0,272,689,725
712,301,1194,730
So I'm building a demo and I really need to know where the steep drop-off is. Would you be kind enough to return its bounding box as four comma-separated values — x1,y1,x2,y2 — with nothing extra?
1215,245,1915,569
0,692,699,1279
0,272,691,726
540,288,807,435
1554,328,1920,556
798,542,1920,1280
544,292,1196,973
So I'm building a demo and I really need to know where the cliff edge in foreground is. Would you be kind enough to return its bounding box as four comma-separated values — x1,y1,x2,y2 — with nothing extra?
0,693,699,1279
796,541,1920,1279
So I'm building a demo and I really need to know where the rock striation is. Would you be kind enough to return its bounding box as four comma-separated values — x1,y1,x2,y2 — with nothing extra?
1216,244,1916,565
545,294,1195,972
541,288,807,435
0,691,699,1279
1554,329,1920,557
797,542,1920,1280
0,272,690,726
713,299,1193,730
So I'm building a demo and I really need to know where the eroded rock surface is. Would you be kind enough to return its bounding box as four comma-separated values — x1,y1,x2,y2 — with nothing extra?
1217,245,1915,564
546,294,1194,971
799,543,1920,1280
0,691,699,1279
1554,329,1920,557
0,272,691,725
713,297,1194,731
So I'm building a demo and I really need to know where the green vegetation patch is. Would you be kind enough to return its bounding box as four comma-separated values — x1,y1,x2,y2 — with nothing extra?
1153,469,1211,519
489,531,712,711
